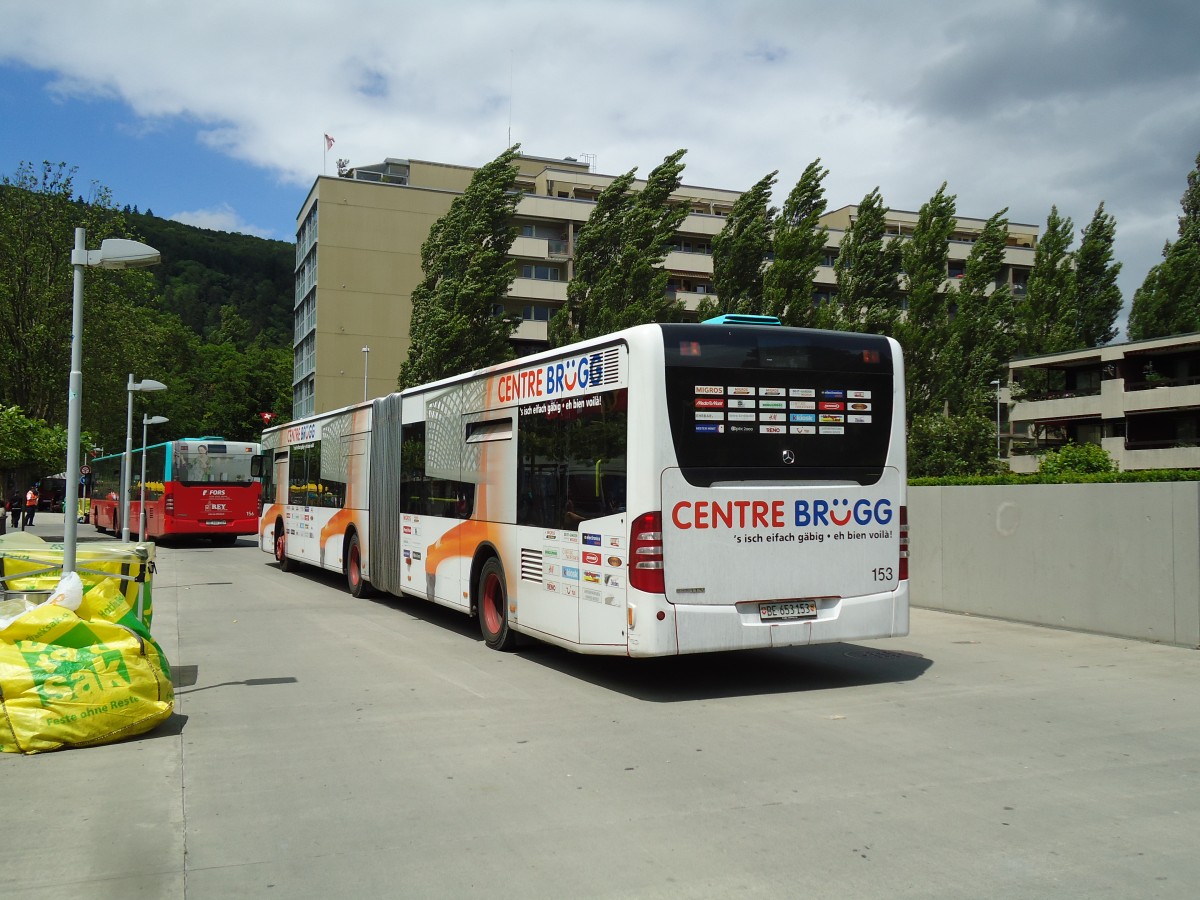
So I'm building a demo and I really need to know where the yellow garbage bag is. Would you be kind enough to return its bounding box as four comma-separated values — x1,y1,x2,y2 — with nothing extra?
0,573,174,754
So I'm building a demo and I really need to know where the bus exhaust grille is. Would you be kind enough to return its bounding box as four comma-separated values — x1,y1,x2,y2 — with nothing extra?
521,548,543,583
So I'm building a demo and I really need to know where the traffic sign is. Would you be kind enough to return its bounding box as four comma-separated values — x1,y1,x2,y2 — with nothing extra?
80,465,92,475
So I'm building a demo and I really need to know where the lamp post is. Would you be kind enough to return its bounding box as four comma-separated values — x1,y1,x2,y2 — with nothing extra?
65,230,160,572
362,346,370,402
138,415,169,541
990,379,1002,460
122,376,167,541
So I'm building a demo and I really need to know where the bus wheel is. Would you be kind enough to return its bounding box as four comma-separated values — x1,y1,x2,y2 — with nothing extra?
275,525,294,572
346,532,373,598
477,557,517,651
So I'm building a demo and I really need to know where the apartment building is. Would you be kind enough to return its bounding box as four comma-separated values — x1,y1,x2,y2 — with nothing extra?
1007,332,1200,471
292,152,1039,417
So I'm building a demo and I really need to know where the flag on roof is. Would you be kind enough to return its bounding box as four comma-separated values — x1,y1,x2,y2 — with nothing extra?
324,134,335,150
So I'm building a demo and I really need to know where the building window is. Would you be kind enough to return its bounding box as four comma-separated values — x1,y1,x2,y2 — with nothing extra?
520,264,562,281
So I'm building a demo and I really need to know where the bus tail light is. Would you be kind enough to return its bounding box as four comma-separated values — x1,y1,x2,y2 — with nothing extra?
165,492,174,515
629,511,665,595
899,505,909,581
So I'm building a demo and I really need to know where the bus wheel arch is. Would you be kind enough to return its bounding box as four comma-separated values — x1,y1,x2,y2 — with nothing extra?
274,518,294,572
345,528,372,598
474,550,516,652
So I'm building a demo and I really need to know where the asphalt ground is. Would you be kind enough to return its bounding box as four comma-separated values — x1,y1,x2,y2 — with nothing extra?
3,513,1199,899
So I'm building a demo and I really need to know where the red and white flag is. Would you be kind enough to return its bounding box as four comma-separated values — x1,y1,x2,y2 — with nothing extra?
324,133,335,150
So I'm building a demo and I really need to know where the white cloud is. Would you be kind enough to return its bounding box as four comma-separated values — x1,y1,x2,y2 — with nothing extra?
2,0,1199,325
170,203,273,239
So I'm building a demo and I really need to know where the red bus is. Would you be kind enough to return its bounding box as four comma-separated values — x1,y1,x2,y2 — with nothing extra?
90,437,261,543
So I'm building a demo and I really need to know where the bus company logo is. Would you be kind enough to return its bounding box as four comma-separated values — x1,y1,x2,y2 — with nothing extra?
546,581,559,593
604,573,623,588
544,529,558,541
582,551,602,565
403,549,410,559
562,583,578,598
819,401,845,411
202,488,228,497
583,533,602,546
403,525,412,534
819,414,845,423
759,387,786,397
563,548,579,561
546,563,560,577
412,551,423,560
544,547,559,558
695,423,724,434
795,497,894,528
791,413,817,423
563,566,581,581
497,352,609,403
694,397,725,409
583,571,601,584
848,415,872,424
727,386,755,396
790,388,816,398
286,422,318,444
821,389,846,399
694,385,724,395
608,536,622,549
847,390,872,400
607,556,623,567
849,402,872,411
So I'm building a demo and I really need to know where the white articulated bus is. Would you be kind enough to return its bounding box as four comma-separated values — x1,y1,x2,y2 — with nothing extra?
256,318,908,656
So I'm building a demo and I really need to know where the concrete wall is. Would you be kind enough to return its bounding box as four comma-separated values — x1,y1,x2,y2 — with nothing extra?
909,483,1200,647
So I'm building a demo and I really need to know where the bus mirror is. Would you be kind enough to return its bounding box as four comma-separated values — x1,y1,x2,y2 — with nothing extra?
250,455,266,478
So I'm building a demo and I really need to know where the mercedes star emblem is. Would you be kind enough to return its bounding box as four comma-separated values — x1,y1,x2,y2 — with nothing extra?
782,449,795,465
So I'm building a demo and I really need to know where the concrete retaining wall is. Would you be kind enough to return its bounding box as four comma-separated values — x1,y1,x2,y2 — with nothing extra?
909,483,1200,647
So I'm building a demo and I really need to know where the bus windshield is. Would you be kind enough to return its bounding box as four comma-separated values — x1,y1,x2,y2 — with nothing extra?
171,442,256,485
661,323,895,485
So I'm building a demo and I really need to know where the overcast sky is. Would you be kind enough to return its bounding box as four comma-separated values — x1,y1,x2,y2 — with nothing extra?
2,0,1198,336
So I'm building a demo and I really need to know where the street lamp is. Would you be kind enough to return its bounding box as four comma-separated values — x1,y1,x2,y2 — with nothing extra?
122,376,167,541
990,379,1002,460
138,415,169,541
65,230,160,573
362,346,370,402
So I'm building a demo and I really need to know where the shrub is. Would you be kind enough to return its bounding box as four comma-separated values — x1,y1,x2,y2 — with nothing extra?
1037,441,1116,476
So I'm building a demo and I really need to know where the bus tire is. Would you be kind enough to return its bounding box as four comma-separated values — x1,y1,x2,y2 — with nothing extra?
275,523,294,572
477,557,517,651
346,532,373,598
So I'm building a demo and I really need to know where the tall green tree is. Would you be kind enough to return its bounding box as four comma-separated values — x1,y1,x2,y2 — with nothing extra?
950,209,1014,415
830,187,903,335
550,149,689,345
701,170,777,319
897,183,957,419
1073,202,1122,346
399,145,522,387
1016,205,1076,355
0,162,157,425
764,159,830,328
1128,150,1200,339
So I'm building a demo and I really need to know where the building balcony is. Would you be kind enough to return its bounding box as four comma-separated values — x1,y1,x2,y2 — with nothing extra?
663,250,713,274
1123,379,1200,414
1010,390,1103,423
1120,442,1200,471
511,235,570,261
508,277,568,302
512,318,549,343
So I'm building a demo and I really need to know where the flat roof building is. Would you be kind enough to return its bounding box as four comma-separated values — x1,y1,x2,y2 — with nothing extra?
292,152,1039,418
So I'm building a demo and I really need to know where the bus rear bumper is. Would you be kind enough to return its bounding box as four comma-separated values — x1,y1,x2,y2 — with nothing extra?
666,586,909,656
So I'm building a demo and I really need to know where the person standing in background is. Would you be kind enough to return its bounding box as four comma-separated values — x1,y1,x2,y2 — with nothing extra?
23,485,39,528
6,488,20,530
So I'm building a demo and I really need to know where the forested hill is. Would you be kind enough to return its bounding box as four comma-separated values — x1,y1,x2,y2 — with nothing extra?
129,211,294,349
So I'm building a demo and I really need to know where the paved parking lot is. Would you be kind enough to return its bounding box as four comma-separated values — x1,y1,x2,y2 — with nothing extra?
3,515,1199,898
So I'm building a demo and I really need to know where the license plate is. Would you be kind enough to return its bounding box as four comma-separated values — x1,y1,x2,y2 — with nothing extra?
760,600,818,621
205,520,227,527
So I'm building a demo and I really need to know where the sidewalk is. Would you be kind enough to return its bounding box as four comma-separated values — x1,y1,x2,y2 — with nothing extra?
1,510,116,544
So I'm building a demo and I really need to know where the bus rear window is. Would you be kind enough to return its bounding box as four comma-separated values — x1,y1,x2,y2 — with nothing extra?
661,324,894,485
